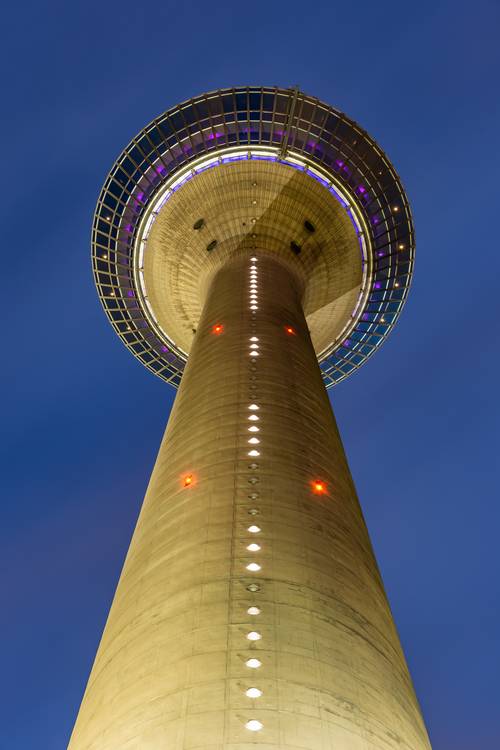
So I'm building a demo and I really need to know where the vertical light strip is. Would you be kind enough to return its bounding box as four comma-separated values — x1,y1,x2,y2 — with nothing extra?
243,255,263,731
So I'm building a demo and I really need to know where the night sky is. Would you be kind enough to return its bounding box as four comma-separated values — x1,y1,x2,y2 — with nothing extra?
2,1,499,748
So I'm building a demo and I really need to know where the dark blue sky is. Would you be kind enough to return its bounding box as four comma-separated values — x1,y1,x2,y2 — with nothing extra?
2,1,499,747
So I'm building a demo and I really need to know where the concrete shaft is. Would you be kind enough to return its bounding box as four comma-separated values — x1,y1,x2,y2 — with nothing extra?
69,255,431,749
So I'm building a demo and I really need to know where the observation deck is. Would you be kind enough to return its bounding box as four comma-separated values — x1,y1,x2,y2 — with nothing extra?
92,86,414,388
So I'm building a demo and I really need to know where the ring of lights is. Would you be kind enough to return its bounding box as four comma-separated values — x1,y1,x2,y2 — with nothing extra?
92,86,414,388
133,145,372,365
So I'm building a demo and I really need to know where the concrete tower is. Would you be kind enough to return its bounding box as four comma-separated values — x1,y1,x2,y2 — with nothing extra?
69,87,432,749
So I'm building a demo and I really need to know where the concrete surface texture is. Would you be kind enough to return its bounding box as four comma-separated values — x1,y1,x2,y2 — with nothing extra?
69,254,431,749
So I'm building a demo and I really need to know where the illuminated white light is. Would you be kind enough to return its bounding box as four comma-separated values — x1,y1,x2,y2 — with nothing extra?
247,543,261,551
248,414,259,421
245,687,262,698
248,437,260,444
250,305,258,310
246,658,261,669
248,525,261,533
248,426,260,433
245,719,263,732
249,343,259,349
249,337,259,341
247,630,262,640
251,256,257,260
249,351,259,357
246,563,261,572
247,606,261,615
248,404,259,410
247,450,260,457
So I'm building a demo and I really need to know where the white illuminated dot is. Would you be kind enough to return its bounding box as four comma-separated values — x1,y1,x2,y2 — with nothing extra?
248,404,259,410
248,426,260,432
247,631,262,640
247,543,261,551
246,563,261,572
246,658,261,668
248,437,260,444
245,687,262,698
247,450,260,457
248,414,259,421
250,305,258,310
249,343,259,349
247,606,261,615
248,525,261,533
251,256,257,261
245,719,263,731
249,336,259,341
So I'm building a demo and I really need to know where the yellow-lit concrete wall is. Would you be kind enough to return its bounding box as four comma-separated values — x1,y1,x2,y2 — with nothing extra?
69,255,431,749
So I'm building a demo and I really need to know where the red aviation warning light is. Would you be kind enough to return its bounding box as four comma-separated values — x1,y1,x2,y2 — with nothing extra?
312,480,327,494
183,474,194,488
212,323,224,335
285,326,296,335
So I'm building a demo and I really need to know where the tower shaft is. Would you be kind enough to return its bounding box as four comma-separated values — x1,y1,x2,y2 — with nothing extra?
69,254,431,749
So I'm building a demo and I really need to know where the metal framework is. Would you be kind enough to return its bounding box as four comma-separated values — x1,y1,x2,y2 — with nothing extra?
92,86,414,388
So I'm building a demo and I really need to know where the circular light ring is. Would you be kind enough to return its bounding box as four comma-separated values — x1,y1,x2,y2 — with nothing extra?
134,147,370,365
92,86,414,388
